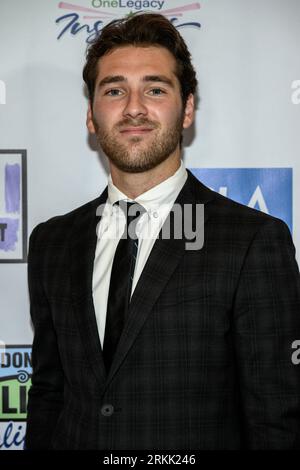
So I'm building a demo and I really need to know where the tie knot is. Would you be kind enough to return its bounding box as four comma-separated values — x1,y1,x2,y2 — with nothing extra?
117,200,145,223
116,201,145,239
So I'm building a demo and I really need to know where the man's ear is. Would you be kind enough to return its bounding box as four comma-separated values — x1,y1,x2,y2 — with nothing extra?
86,101,96,134
182,93,195,129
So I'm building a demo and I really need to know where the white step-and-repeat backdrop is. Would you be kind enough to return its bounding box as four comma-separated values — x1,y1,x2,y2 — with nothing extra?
0,0,299,449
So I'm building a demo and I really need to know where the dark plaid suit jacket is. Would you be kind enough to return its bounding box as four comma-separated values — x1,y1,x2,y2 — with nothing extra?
25,170,300,450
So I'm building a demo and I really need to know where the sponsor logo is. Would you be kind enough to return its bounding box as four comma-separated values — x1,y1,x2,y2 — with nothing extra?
0,345,32,421
56,1,202,42
92,0,166,10
0,345,32,450
0,421,25,450
0,150,27,263
190,168,293,232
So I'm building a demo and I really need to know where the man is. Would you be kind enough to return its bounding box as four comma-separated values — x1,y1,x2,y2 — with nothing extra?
25,12,300,450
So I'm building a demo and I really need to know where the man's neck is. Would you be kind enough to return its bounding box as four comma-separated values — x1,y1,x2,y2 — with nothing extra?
109,155,181,200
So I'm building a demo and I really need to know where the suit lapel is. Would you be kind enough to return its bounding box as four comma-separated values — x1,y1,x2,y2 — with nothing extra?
68,171,215,391
104,170,215,388
69,188,108,387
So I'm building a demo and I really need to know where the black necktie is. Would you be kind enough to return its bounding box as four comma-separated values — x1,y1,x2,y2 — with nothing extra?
103,201,145,373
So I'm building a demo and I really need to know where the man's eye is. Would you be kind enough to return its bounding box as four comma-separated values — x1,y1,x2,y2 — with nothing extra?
105,89,123,96
148,88,166,96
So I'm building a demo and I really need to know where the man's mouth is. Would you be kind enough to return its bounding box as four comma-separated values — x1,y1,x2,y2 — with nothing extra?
119,127,154,135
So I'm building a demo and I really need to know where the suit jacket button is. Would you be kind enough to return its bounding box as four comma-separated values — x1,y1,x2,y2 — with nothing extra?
101,404,114,416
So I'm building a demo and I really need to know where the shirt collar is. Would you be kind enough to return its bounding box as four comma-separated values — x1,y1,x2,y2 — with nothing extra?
107,160,187,214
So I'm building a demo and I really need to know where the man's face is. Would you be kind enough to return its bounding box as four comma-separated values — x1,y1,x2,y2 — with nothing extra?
87,45,194,173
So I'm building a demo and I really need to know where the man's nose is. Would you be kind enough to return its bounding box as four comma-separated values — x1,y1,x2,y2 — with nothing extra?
123,91,147,119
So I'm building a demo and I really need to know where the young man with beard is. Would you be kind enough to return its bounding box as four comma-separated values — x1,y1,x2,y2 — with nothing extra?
25,13,300,450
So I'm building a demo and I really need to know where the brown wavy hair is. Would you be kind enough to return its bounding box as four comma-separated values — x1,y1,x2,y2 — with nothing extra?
82,12,198,106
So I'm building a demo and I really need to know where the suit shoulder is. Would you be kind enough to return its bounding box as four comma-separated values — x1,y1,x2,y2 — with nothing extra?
189,173,290,233
207,189,291,238
215,190,282,220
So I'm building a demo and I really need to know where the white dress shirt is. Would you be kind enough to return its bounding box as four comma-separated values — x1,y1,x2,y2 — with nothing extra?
92,160,187,348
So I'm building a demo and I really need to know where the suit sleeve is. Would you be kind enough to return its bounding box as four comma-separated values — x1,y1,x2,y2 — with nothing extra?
25,224,64,450
233,218,300,449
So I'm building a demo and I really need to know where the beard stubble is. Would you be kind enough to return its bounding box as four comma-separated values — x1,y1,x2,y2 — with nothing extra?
94,115,184,173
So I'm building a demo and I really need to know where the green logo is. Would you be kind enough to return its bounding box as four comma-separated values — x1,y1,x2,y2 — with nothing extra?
0,345,32,421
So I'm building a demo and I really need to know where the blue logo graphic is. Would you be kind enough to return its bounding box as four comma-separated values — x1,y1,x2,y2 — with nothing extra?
0,150,27,263
190,168,293,232
0,346,32,385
